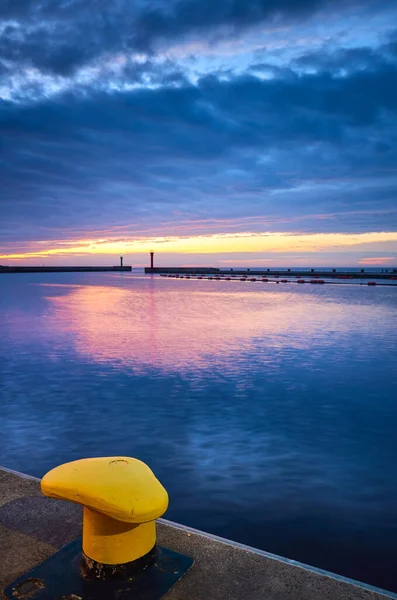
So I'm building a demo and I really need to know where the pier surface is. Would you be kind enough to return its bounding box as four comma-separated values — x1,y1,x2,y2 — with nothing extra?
145,267,397,280
1,467,395,600
0,266,132,273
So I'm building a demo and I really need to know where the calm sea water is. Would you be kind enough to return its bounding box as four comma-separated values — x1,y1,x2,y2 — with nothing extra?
1,272,397,592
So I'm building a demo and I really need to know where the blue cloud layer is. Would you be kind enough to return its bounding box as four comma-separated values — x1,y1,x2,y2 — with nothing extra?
0,0,396,246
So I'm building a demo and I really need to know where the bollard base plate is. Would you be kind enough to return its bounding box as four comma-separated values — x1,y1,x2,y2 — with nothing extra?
3,538,194,600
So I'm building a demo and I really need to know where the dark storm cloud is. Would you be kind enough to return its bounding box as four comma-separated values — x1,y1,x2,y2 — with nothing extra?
0,0,363,24
0,0,383,75
293,38,397,74
1,42,397,242
0,22,94,76
1,0,397,246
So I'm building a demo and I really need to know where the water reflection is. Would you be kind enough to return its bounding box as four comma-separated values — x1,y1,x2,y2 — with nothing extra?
1,274,397,592
29,279,394,373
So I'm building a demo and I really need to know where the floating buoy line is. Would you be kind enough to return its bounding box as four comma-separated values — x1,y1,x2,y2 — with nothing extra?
158,274,393,286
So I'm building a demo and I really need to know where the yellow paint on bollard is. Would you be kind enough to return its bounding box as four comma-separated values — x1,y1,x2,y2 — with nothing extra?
41,457,168,565
82,507,156,565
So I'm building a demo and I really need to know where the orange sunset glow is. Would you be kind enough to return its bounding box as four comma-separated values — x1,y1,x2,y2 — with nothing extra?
1,231,397,266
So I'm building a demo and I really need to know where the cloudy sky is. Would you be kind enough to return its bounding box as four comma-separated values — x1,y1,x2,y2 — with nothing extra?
1,0,396,267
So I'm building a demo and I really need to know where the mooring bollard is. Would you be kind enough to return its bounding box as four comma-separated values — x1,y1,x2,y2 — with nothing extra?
3,456,193,599
41,457,168,576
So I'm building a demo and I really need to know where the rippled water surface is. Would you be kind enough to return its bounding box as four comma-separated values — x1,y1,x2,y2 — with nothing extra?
1,273,397,591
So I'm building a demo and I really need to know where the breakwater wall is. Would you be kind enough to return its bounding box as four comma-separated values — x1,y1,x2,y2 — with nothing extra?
145,267,397,280
0,266,132,273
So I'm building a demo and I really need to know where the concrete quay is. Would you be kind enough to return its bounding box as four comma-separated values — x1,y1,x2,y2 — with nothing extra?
1,467,396,600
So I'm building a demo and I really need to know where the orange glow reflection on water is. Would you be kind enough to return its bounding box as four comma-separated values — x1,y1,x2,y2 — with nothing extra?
41,279,376,372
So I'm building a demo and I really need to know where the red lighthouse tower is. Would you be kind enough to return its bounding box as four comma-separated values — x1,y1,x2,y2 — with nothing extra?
150,251,154,269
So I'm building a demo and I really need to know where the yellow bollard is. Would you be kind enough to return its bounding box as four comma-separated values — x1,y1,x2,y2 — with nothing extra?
41,457,168,575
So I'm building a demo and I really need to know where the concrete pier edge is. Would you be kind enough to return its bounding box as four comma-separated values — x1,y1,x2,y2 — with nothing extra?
0,466,396,599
